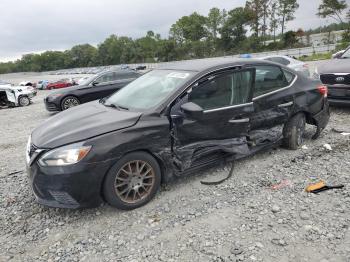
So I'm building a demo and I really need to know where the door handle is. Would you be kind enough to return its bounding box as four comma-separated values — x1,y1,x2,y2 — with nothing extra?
278,101,293,108
228,118,249,123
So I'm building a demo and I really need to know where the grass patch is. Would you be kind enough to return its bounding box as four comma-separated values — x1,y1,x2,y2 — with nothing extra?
299,52,332,62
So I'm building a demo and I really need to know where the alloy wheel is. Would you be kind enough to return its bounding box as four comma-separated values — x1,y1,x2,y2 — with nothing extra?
62,97,79,110
114,160,155,204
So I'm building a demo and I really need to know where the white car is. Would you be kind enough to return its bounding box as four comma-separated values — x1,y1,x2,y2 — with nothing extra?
260,55,310,77
0,85,37,107
332,50,345,59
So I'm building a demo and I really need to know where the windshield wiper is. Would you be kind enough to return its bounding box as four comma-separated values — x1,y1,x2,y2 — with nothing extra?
104,103,129,110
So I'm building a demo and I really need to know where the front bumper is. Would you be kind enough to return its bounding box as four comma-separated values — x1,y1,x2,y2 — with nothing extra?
44,97,61,111
327,85,350,106
27,158,113,208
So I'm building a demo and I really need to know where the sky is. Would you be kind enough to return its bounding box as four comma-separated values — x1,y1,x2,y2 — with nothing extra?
0,0,344,62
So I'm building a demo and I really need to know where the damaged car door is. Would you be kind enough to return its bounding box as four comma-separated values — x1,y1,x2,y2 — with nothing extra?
249,65,295,146
170,68,255,171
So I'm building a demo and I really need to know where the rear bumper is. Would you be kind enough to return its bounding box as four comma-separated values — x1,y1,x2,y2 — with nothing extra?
328,98,350,107
313,99,330,130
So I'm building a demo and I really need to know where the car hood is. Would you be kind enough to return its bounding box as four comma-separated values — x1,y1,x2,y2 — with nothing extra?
317,59,350,74
31,101,142,148
49,84,87,95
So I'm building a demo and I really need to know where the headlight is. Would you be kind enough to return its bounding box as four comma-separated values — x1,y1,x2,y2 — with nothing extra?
38,142,91,166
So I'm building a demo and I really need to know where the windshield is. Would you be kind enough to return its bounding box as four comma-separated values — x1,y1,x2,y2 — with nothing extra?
104,69,194,111
341,48,350,58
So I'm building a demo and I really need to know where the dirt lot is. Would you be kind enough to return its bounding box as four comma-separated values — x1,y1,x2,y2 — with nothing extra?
0,67,350,262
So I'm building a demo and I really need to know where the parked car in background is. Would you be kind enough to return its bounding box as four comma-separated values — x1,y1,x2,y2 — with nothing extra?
19,81,36,87
260,55,310,77
44,69,141,111
28,58,329,210
36,80,49,90
315,46,350,106
46,79,74,90
0,85,37,107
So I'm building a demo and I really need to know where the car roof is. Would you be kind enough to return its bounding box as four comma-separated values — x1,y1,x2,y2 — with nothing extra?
157,58,269,72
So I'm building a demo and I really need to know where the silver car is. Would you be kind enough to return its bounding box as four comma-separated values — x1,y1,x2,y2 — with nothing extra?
260,55,310,77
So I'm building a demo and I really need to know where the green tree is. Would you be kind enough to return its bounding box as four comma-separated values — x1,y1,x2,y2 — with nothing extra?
220,7,250,52
278,0,299,35
283,30,298,48
317,0,348,23
68,44,97,68
270,1,279,42
245,0,263,37
170,12,208,42
206,8,226,40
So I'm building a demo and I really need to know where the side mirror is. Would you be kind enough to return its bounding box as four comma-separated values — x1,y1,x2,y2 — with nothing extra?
180,102,204,119
92,81,99,86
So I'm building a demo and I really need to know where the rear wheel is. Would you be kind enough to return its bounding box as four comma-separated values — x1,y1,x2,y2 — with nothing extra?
283,113,306,150
103,152,161,210
18,96,30,106
61,96,80,110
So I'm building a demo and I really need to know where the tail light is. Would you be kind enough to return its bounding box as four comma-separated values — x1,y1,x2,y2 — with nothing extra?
303,64,309,68
317,85,328,98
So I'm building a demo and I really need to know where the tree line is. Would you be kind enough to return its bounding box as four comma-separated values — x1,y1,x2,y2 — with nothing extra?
0,0,349,74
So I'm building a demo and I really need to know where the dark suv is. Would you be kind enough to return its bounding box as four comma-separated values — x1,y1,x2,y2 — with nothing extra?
27,58,329,210
44,69,141,111
316,46,350,106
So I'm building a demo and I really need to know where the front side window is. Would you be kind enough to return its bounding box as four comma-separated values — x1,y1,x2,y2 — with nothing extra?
189,70,253,110
116,72,139,80
96,72,114,83
254,65,288,97
104,70,194,111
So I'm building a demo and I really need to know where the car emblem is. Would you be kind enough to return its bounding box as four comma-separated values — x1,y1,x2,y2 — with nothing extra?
335,76,345,82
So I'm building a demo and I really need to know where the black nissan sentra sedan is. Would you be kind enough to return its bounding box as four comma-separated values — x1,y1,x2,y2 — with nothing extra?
26,58,330,210
44,69,141,111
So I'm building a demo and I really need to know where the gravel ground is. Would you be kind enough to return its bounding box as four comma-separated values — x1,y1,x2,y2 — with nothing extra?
1,69,350,262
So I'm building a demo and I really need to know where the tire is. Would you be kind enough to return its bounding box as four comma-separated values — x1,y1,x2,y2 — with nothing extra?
283,113,306,150
61,96,80,110
18,96,30,107
103,152,161,210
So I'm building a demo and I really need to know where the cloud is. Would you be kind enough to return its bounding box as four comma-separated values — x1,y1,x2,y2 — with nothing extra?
0,0,329,61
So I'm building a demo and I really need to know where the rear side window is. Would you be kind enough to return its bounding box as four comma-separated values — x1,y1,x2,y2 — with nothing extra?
189,70,253,110
254,65,288,98
96,72,114,83
282,69,296,84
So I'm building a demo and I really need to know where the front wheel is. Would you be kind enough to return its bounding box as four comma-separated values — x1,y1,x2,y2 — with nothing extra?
103,152,161,210
283,113,306,150
18,96,30,106
61,96,80,110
